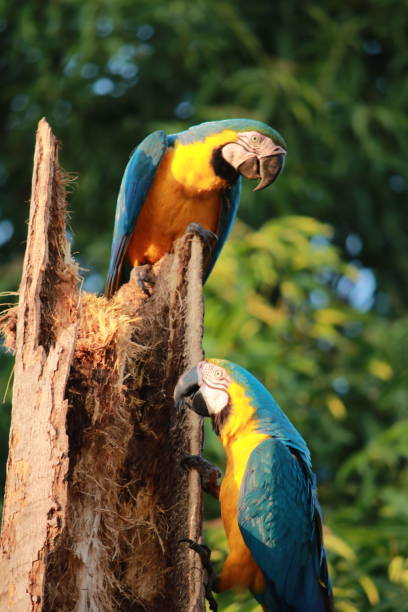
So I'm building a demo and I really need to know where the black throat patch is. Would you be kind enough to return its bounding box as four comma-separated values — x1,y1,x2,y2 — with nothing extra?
212,404,232,436
211,148,239,185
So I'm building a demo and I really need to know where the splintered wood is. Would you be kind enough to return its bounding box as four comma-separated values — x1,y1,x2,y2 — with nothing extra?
0,119,78,611
0,119,206,611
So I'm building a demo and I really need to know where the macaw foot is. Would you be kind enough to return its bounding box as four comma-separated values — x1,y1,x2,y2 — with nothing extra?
130,264,155,296
181,455,221,500
179,538,219,611
185,222,218,250
184,222,218,273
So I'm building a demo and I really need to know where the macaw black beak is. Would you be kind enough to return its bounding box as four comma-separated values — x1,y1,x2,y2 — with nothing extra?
238,149,286,192
173,366,210,417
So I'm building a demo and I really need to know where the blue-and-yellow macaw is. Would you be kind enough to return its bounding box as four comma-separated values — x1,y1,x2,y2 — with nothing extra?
174,359,333,612
105,119,286,297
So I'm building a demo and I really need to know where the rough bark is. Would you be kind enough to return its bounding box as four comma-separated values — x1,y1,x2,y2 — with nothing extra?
0,119,206,611
0,118,79,611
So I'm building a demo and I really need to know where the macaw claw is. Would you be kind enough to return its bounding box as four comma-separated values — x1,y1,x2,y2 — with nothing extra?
130,264,155,296
179,538,219,611
185,222,218,250
181,455,221,499
184,222,218,274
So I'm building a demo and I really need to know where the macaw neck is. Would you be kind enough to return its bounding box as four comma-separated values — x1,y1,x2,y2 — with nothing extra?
217,384,269,489
219,383,260,446
171,129,238,193
218,380,312,469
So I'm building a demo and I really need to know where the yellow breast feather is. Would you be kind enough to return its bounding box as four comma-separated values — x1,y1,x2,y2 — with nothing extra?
171,130,238,193
127,148,222,266
217,381,269,593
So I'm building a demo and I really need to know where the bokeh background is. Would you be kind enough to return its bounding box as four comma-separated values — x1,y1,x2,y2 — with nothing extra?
1,2,407,610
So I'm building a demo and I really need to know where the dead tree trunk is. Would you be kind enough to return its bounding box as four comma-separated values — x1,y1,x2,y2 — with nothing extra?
0,119,206,611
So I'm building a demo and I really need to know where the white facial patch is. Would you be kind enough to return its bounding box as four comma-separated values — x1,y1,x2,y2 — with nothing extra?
197,361,231,414
237,131,282,156
238,130,265,147
200,385,229,415
221,142,250,167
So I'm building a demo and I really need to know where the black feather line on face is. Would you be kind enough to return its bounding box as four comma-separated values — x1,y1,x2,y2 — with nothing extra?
211,147,239,184
211,404,231,436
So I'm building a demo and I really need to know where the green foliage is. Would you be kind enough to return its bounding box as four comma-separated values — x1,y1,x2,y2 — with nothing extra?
0,1,407,610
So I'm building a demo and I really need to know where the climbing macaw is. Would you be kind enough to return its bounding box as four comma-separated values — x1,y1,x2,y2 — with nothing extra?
174,359,333,612
105,119,286,297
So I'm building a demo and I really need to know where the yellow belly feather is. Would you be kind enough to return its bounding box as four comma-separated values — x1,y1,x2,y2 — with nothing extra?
216,381,270,594
219,437,268,593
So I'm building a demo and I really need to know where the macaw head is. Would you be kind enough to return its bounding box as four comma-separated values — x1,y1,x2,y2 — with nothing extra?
176,119,287,191
174,358,262,435
174,358,311,460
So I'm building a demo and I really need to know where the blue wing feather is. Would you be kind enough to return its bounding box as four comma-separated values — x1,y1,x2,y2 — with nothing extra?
105,130,167,297
238,438,332,612
204,177,241,282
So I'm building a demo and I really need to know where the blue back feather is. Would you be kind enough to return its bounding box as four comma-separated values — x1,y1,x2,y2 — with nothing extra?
203,178,241,282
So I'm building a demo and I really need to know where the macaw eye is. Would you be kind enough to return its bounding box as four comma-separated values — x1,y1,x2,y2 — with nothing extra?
214,369,223,379
251,134,259,143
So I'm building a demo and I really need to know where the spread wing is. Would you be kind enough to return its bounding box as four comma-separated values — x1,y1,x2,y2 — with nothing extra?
105,130,168,297
203,177,241,281
238,438,333,612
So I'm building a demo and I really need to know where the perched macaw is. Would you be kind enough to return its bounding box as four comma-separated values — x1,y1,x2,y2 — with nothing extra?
174,359,333,612
105,119,286,297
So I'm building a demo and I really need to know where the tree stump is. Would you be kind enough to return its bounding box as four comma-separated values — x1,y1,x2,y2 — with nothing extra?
0,119,206,611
